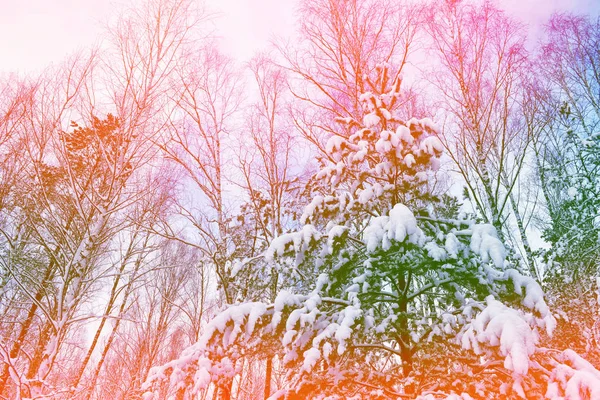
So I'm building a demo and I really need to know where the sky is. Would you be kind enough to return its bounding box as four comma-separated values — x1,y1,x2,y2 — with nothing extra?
0,0,296,73
0,0,597,74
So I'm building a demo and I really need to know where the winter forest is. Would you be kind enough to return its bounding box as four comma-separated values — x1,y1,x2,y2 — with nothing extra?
1,0,600,398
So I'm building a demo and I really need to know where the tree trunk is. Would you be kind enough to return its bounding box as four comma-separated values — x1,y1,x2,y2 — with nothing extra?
26,321,53,380
0,258,56,394
478,156,506,242
508,191,539,281
85,261,141,399
264,357,273,400
397,271,412,380
72,240,136,390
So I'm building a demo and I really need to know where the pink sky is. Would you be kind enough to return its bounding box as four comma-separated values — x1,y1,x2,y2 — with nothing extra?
0,0,597,73
0,0,295,72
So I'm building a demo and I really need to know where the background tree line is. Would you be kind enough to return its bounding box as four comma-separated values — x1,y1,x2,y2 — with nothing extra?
0,0,599,398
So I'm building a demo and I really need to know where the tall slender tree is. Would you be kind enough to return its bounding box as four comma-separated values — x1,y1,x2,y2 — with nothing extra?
426,0,539,279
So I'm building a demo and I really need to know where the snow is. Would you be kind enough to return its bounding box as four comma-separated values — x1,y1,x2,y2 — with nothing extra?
274,290,302,313
396,124,413,144
375,136,392,154
363,112,381,128
364,216,388,252
302,347,321,371
424,241,447,261
415,171,429,182
445,232,460,258
312,322,338,348
462,296,537,375
389,203,420,240
314,273,330,292
502,269,555,333
272,291,304,328
282,329,297,346
420,136,444,155
350,142,368,163
302,194,354,223
322,342,333,359
374,161,392,175
364,204,422,252
246,303,267,338
326,225,347,254
192,359,213,393
229,259,243,277
388,130,400,147
357,183,383,205
334,305,362,354
265,225,320,262
547,349,600,399
356,186,372,205
379,107,392,120
469,224,506,269
419,117,441,134
326,135,347,160
334,116,357,126
358,91,373,103
286,308,304,331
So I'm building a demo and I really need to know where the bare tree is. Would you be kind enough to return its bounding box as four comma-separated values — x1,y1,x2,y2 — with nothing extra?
0,51,99,397
158,43,244,306
90,238,214,400
0,0,205,396
426,0,539,279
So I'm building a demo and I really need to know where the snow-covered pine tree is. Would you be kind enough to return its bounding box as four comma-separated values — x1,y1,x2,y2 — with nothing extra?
142,65,600,400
